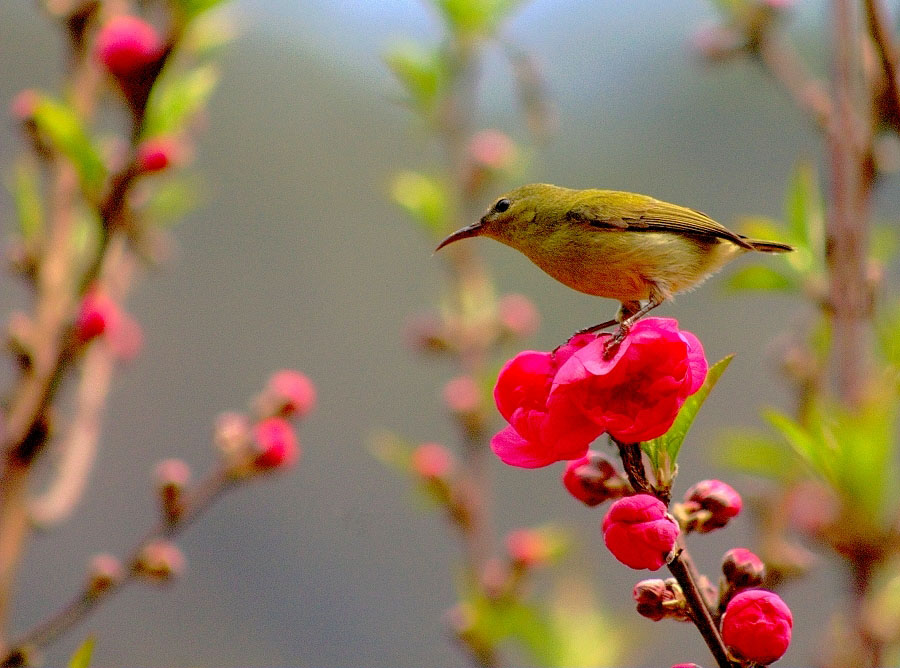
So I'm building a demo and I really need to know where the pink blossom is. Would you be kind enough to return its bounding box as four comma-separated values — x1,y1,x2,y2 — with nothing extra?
721,589,792,664
602,494,679,570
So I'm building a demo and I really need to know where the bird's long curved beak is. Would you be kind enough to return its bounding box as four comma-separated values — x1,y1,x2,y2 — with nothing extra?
434,220,484,252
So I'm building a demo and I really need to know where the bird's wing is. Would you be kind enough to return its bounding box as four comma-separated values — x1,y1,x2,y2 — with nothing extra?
565,191,753,249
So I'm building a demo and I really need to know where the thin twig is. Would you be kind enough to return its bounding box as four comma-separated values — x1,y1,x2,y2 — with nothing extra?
863,0,900,130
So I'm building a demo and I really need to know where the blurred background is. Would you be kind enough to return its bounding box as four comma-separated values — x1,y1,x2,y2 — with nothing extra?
1,0,896,665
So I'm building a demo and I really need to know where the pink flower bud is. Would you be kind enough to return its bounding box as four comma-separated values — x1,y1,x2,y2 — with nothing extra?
252,417,299,470
155,459,190,524
468,129,516,169
136,136,178,173
721,589,792,664
505,528,552,567
135,540,185,582
94,15,163,78
722,548,765,589
10,89,40,121
497,293,539,338
75,289,120,342
443,375,481,415
562,450,629,507
633,578,688,622
265,369,317,418
682,479,742,533
403,313,450,354
214,411,251,456
86,553,124,595
411,442,454,479
602,494,679,571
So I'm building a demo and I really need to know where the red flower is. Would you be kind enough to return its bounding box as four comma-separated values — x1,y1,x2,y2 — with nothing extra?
252,417,299,470
549,318,707,443
602,494,679,570
491,334,604,468
721,589,792,664
94,16,163,78
561,450,629,506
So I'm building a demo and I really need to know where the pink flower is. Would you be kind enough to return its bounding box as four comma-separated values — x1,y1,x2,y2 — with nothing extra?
561,450,629,506
411,442,453,479
721,589,792,664
498,293,539,338
468,129,516,169
266,369,317,418
549,318,707,443
683,479,742,533
75,289,121,342
94,15,163,78
722,548,765,588
602,494,679,570
443,375,480,414
252,417,299,470
491,334,604,468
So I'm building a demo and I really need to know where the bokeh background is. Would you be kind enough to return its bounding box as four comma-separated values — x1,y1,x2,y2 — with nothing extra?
1,0,895,665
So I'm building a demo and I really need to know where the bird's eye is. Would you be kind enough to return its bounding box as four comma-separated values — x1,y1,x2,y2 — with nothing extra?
494,198,511,213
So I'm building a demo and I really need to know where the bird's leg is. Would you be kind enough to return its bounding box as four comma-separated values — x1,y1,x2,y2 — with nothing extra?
572,318,618,337
603,294,665,357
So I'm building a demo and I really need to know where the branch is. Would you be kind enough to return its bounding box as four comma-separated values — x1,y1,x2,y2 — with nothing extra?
863,0,900,130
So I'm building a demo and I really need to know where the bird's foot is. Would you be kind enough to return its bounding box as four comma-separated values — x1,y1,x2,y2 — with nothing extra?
603,324,630,359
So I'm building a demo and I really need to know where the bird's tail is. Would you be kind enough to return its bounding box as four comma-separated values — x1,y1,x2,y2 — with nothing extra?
744,238,795,253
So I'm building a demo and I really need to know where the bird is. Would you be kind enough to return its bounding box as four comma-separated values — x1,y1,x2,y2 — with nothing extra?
435,183,793,348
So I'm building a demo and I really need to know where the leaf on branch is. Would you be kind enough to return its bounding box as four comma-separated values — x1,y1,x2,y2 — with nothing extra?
390,170,449,234
785,160,825,270
384,41,444,114
68,635,95,668
143,65,220,138
725,265,795,292
32,98,106,200
10,159,44,243
173,0,229,20
718,430,796,479
430,0,526,36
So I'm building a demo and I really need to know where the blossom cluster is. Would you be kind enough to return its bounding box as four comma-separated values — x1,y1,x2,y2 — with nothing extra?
491,318,707,468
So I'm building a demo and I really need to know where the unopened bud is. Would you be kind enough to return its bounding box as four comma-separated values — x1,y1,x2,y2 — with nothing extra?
680,479,742,533
155,458,190,524
136,135,180,173
497,294,539,339
250,417,299,470
633,578,690,622
442,375,481,415
259,369,317,419
94,15,163,78
411,442,454,479
214,411,251,457
86,553,124,595
562,450,629,506
722,548,766,589
134,540,185,583
403,313,450,354
10,89,40,121
505,528,552,568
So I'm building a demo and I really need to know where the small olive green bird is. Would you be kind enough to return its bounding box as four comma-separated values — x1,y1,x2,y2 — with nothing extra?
436,183,793,342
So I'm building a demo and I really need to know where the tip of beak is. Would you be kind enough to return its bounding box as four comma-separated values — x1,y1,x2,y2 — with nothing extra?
434,222,483,254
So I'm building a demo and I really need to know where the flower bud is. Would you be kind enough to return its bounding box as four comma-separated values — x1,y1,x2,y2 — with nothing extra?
722,548,765,589
75,289,120,342
403,313,450,354
214,411,251,456
633,578,689,622
251,417,299,470
443,375,480,415
155,458,191,524
410,442,454,479
261,369,317,419
497,293,539,339
136,136,179,173
10,89,40,121
468,129,516,170
86,553,124,595
721,589,792,664
681,479,742,533
505,528,552,568
134,540,185,583
562,450,629,507
602,494,679,571
94,15,163,78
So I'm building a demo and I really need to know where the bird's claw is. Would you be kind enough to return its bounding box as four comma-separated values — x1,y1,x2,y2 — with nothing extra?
602,325,629,358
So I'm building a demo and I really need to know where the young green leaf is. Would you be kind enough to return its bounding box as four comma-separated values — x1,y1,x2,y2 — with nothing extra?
390,171,449,235
143,65,220,138
384,42,444,114
68,635,95,668
10,159,44,242
725,265,795,293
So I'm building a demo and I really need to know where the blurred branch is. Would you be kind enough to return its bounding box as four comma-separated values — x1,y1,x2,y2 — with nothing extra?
863,0,900,131
757,32,833,129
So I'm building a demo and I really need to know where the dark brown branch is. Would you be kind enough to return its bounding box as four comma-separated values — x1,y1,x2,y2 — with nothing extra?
863,0,900,130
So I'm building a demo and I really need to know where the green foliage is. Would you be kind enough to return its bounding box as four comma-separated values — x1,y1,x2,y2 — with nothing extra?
642,355,733,488
719,430,797,479
67,635,95,668
390,171,450,235
726,265,794,292
384,41,444,115
143,65,220,138
142,177,203,227
430,0,525,36
172,0,229,20
10,159,44,242
32,97,106,200
877,299,900,367
763,385,900,527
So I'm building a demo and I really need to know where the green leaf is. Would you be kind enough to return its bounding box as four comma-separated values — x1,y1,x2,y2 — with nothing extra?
876,299,900,366
10,159,44,242
390,171,449,234
142,176,202,227
430,0,525,35
384,41,443,113
763,409,835,485
172,0,228,19
68,635,95,668
870,224,898,263
725,265,795,292
719,430,796,479
32,98,106,200
143,65,220,138
785,160,825,266
642,355,733,478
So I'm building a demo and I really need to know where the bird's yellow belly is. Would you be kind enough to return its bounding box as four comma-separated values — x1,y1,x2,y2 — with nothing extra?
519,231,739,301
